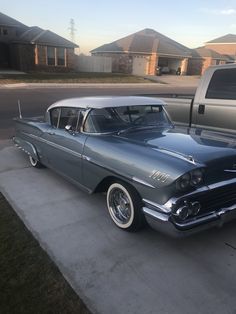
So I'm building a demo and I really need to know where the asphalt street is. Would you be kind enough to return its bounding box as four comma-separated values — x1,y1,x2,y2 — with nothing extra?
1,84,236,314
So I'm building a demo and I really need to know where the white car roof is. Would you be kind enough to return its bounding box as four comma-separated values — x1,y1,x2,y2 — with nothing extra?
47,96,165,111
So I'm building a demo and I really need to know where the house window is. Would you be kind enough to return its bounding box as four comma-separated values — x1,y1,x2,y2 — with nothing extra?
47,47,66,66
0,28,8,36
57,48,65,66
47,47,55,65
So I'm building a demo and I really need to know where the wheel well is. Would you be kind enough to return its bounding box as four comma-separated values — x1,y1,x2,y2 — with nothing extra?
94,176,120,193
94,176,142,201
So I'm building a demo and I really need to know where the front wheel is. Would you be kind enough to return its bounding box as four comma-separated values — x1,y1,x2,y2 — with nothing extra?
29,155,43,168
106,182,145,232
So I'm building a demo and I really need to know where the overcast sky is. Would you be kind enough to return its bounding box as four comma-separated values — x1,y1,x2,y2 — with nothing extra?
1,0,236,54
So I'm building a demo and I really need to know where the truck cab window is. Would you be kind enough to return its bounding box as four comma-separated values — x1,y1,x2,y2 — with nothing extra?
206,68,236,100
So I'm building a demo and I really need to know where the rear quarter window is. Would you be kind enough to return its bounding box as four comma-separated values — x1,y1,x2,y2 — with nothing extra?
205,68,236,100
50,108,60,127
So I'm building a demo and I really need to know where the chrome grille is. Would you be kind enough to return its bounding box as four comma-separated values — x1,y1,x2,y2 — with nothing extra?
190,183,236,214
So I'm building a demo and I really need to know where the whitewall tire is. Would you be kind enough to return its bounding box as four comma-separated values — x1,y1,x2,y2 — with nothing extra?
106,182,145,231
29,155,43,168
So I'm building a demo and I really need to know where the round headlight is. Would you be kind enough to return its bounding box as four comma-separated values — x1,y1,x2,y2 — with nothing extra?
190,169,203,186
176,173,191,191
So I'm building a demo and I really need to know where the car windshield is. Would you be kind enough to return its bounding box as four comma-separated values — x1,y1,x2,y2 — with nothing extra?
83,105,172,133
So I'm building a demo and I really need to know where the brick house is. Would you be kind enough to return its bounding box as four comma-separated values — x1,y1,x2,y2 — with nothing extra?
188,47,228,75
0,12,78,72
91,28,192,76
205,34,236,62
188,34,236,75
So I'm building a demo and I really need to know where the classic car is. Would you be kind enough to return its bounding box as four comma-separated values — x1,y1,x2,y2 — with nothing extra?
13,96,236,235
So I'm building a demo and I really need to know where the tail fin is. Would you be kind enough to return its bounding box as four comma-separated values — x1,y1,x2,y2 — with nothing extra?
18,99,22,119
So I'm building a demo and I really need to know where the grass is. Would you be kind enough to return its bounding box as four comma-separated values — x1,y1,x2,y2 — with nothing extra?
0,72,155,84
0,193,91,314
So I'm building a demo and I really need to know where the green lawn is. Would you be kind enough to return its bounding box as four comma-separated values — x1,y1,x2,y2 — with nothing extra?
0,72,155,84
0,193,91,314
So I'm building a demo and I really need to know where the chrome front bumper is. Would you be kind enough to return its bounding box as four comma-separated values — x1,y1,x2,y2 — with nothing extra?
142,203,236,237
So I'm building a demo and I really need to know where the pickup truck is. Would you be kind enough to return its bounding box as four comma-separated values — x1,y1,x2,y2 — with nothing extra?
147,64,236,135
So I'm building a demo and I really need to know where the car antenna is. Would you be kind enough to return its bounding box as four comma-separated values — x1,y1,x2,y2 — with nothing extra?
18,99,22,119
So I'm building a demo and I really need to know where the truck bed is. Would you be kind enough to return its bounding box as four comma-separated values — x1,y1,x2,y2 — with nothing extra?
137,93,194,127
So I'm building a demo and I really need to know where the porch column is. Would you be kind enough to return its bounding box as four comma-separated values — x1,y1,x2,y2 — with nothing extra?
148,53,158,75
180,58,188,75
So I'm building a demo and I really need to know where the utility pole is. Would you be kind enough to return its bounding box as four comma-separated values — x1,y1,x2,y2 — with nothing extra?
68,18,76,43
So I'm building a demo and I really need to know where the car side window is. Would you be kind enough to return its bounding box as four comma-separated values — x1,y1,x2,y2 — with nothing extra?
206,68,236,100
50,108,60,128
58,107,84,131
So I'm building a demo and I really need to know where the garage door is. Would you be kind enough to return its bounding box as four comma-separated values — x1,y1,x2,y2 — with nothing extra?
132,56,148,76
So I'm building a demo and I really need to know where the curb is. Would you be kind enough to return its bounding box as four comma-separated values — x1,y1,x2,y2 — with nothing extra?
0,82,162,89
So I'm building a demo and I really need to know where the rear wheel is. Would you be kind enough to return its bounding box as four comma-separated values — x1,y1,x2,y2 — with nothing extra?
106,182,145,232
29,155,43,168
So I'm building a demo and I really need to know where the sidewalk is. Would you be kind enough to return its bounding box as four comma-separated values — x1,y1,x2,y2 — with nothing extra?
0,82,159,89
145,74,200,87
0,75,200,89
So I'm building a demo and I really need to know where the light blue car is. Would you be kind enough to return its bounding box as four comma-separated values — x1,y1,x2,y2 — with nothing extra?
13,96,236,235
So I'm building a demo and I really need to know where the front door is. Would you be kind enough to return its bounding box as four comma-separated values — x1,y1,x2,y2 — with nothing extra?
42,107,87,185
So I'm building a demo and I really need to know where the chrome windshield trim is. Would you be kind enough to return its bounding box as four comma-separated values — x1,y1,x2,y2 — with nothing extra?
132,177,155,189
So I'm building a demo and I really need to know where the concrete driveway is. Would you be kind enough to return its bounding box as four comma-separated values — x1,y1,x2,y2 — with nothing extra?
1,141,236,314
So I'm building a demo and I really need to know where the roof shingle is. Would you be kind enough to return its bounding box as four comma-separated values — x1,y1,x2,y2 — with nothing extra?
206,34,236,44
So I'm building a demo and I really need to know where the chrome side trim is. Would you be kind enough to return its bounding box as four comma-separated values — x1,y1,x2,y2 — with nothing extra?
82,155,91,161
132,177,155,188
87,157,132,182
153,147,198,165
142,207,169,221
23,132,82,159
163,178,236,208
224,169,236,173
208,177,236,190
163,186,209,206
217,204,236,215
142,198,171,213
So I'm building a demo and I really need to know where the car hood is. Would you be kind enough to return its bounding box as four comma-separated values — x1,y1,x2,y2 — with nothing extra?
118,128,236,168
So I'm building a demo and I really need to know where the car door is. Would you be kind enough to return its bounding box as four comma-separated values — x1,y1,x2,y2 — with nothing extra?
192,68,236,135
42,106,87,185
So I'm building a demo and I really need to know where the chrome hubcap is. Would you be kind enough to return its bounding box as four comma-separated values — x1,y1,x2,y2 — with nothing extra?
109,188,131,224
